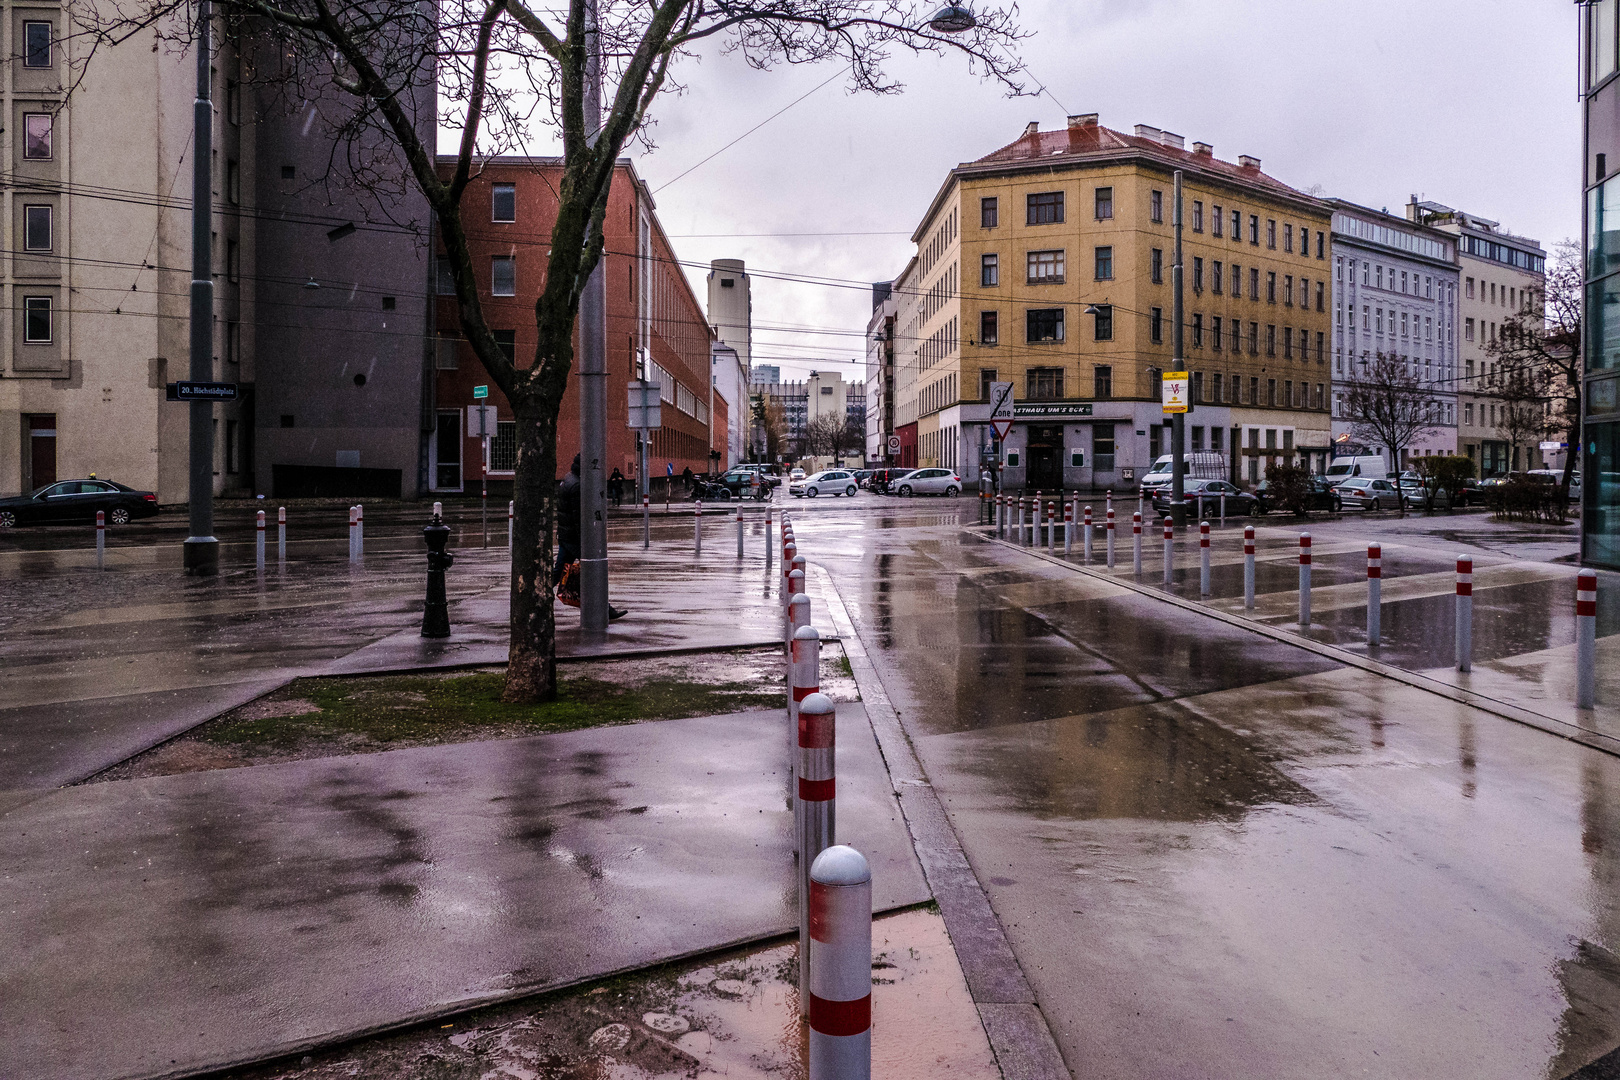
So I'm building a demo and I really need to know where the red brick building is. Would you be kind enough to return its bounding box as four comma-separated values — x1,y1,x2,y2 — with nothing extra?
429,157,717,496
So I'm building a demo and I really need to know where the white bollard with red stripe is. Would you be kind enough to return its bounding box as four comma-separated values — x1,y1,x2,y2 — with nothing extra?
808,845,871,1080
356,503,364,558
1367,543,1382,645
256,510,266,572
1063,502,1073,556
95,510,105,571
783,541,797,600
1133,512,1143,575
788,571,807,647
1299,533,1312,627
799,693,839,1018
1016,496,1025,545
1162,516,1174,588
694,499,703,556
1243,526,1256,610
1455,555,1472,671
643,490,650,550
1106,507,1116,569
1578,570,1597,709
348,506,359,562
1045,500,1055,552
792,624,821,744
1084,505,1094,563
1199,520,1211,596
277,506,287,565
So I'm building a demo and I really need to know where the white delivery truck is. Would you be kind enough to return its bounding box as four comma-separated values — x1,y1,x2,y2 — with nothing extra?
1139,452,1228,495
1325,455,1389,481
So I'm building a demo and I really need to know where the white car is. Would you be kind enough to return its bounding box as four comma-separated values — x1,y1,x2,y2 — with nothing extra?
789,467,807,481
790,469,859,498
893,468,961,496
1333,476,1405,511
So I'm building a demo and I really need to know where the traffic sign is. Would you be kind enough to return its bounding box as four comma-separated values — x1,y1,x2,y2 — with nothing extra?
472,385,489,400
991,420,1013,441
887,435,901,452
468,404,498,437
1161,371,1190,414
167,381,239,401
628,380,662,430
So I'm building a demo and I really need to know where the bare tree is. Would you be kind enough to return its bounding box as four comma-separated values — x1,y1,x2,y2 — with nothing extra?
803,411,862,462
1493,362,1557,474
75,0,1027,701
1340,350,1440,513
1487,238,1582,493
751,393,786,464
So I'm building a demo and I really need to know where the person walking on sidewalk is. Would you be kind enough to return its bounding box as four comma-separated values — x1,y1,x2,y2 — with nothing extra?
609,466,624,507
555,455,626,619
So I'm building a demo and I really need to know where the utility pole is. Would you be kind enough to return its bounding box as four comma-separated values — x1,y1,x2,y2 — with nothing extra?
577,0,609,631
1170,169,1187,528
182,0,218,574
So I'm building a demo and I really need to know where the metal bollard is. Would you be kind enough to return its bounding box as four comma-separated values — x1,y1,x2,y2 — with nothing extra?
1064,502,1073,556
807,845,871,1080
643,491,650,550
1163,516,1174,588
1106,507,1116,568
783,542,798,599
792,624,821,742
1133,512,1143,576
694,499,703,557
1578,570,1598,710
1455,555,1472,672
1367,543,1382,645
95,510,105,571
256,510,266,572
508,500,514,553
348,506,359,562
1031,492,1041,546
1199,520,1211,596
737,503,745,560
1243,526,1256,610
356,503,364,558
1084,506,1093,563
799,694,839,1017
421,507,454,638
277,506,287,565
1299,533,1313,627
1220,493,1227,526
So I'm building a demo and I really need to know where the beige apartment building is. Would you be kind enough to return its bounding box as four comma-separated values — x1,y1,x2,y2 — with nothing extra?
889,115,1334,492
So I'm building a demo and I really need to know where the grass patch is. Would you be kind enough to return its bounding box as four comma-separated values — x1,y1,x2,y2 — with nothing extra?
202,670,784,754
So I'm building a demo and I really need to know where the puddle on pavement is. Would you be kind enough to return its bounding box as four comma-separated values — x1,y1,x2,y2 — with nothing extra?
218,908,996,1080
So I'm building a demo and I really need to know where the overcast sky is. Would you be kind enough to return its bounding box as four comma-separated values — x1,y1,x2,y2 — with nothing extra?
492,0,1581,385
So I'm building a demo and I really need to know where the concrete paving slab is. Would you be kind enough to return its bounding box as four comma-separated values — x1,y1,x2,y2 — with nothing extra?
0,704,927,1079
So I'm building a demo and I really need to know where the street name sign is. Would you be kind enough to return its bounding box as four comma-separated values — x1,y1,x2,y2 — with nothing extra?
472,385,489,400
1161,371,1189,414
167,381,239,401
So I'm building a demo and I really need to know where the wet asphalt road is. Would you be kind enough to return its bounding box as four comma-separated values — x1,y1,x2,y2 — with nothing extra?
772,496,1620,1079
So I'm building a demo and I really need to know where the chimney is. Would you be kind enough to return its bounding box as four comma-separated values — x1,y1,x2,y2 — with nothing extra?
1133,124,1163,143
1160,131,1184,150
1238,154,1262,169
1192,141,1213,156
1023,121,1039,137
1067,113,1098,128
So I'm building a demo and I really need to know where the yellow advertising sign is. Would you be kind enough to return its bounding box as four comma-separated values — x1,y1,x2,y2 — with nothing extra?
1161,370,1190,414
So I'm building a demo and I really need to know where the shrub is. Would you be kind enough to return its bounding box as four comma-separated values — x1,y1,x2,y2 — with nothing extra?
1264,463,1314,516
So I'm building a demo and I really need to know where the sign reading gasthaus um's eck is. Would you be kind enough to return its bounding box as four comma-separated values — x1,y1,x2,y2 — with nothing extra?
1013,402,1093,418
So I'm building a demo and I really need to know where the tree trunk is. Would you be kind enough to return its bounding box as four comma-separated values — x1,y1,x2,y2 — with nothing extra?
503,394,561,702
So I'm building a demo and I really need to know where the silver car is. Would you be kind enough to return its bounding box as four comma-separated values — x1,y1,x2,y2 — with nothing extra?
789,469,859,498
893,468,961,496
1333,476,1405,511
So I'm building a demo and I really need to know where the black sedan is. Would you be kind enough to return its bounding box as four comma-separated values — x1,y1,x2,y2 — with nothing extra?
0,479,160,527
1254,477,1343,514
1150,479,1259,517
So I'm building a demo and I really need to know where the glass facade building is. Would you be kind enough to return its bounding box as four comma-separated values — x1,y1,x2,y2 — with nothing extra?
1583,0,1620,568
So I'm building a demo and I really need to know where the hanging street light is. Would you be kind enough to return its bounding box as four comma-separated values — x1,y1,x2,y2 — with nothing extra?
928,5,976,33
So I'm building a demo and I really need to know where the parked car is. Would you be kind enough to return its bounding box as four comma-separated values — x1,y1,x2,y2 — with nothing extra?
893,468,961,496
1150,479,1258,517
789,469,859,498
1138,452,1228,497
1254,476,1342,514
695,470,771,500
0,478,160,528
789,467,807,482
852,469,875,489
733,463,782,488
1526,469,1581,499
868,468,913,494
1332,476,1405,511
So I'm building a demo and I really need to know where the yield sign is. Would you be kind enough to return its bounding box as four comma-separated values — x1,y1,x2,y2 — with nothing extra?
991,419,1013,441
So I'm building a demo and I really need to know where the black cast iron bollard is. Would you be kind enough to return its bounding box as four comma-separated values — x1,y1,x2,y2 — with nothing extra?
421,510,455,638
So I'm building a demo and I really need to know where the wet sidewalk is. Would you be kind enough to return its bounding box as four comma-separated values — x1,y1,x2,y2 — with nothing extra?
0,703,928,1080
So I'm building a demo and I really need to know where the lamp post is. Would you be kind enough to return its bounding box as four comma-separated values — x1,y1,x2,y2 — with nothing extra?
182,0,218,574
1170,169,1187,527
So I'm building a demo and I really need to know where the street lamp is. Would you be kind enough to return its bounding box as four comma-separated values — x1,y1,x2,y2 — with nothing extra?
928,5,976,32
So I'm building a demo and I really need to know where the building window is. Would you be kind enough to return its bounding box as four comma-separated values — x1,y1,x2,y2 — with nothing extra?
23,113,52,159
1212,316,1223,351
1094,365,1113,399
1095,187,1113,220
1212,372,1223,401
1234,210,1243,240
227,239,239,283
491,256,516,296
1465,317,1475,341
1193,200,1204,232
435,334,461,370
1267,272,1277,303
1094,246,1113,280
1316,281,1325,311
23,296,51,343
981,197,998,228
1466,276,1475,298
1213,205,1224,237
1267,378,1277,407
981,253,999,287
1266,324,1276,357
1150,189,1163,223
1027,308,1064,342
979,368,998,399
1027,249,1064,284
1213,261,1223,295
1316,331,1324,359
1284,275,1293,306
1283,224,1293,253
1231,320,1242,353
1248,322,1259,354
980,310,998,345
227,159,240,205
23,21,51,67
1093,424,1116,471
492,183,516,222
1151,248,1163,284
1283,326,1293,359
226,320,240,364
493,329,517,362
23,205,51,251
1251,267,1261,299
1151,307,1163,343
1027,366,1064,399
1190,313,1202,347
1192,372,1204,405
1250,215,1260,244
1267,219,1277,249
436,259,457,296
1028,191,1064,225
1193,257,1204,292
1316,231,1325,258
226,80,240,125
1093,304,1113,341
490,421,518,472
1285,379,1294,407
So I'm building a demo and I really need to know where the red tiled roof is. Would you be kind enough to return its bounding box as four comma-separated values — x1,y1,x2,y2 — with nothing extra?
968,123,1313,202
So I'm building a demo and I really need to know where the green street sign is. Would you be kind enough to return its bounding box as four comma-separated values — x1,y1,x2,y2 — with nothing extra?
472,385,489,399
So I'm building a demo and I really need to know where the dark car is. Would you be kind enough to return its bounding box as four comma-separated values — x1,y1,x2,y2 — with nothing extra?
0,478,160,527
868,468,913,495
695,470,771,500
1254,476,1343,514
1150,479,1258,517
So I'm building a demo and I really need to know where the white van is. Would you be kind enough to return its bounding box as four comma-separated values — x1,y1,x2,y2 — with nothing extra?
1139,452,1227,494
1325,455,1388,481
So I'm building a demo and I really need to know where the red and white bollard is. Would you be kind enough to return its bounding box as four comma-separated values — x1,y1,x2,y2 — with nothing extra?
1084,505,1094,563
1199,520,1211,596
1063,502,1073,556
1455,555,1472,671
1132,512,1143,576
1016,496,1025,545
787,570,807,646
1298,533,1313,627
1045,500,1055,552
356,503,364,558
808,844,871,1079
792,624,821,746
277,506,287,565
694,499,703,557
783,541,797,599
348,506,359,562
799,693,838,1016
1578,570,1598,709
1162,516,1174,588
95,510,105,571
1367,543,1382,645
256,510,266,572
1243,526,1256,609
1106,507,1116,568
